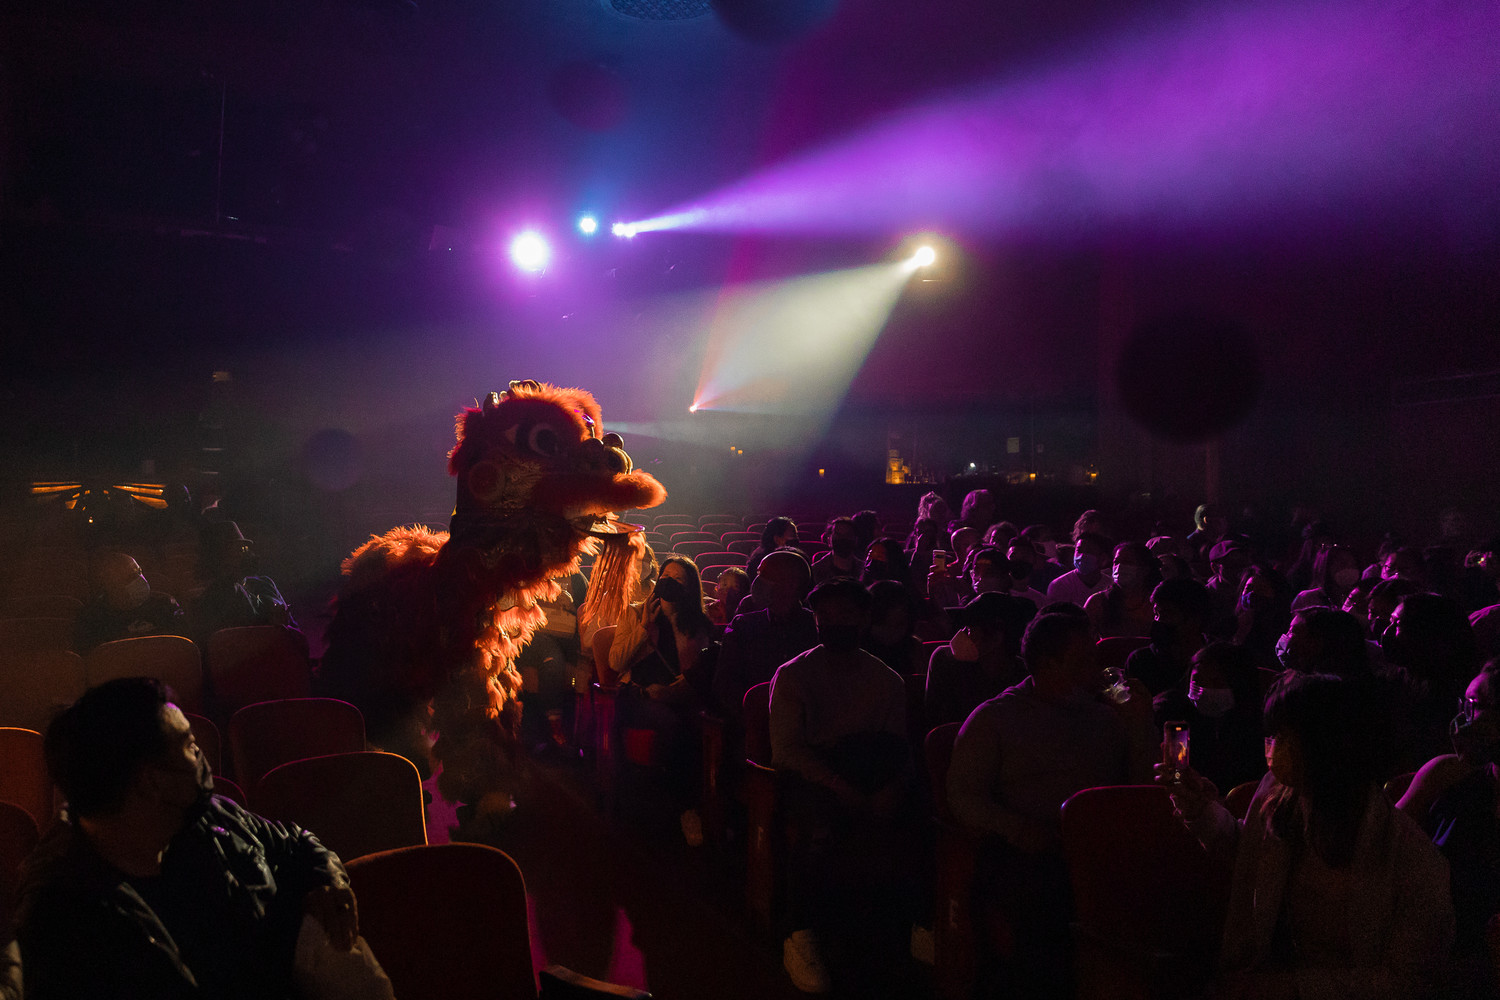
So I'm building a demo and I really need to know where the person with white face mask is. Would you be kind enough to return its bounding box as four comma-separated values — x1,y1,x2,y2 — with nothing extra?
1150,641,1266,794
1045,531,1113,607
73,551,187,653
924,592,1034,730
1291,543,1365,613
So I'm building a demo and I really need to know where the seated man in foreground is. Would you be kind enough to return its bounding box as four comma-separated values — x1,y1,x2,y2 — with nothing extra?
16,677,392,1000
770,578,911,994
947,611,1157,1000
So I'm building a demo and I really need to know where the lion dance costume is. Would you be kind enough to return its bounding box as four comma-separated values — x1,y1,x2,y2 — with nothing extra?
317,381,667,820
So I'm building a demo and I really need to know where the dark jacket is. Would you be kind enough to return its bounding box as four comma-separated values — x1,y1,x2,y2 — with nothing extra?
16,796,345,1000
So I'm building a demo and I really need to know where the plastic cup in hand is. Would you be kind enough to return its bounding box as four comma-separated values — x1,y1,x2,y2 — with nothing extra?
1164,722,1190,782
1102,667,1132,705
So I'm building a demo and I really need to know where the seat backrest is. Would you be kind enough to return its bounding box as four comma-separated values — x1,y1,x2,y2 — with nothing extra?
346,842,536,1000
212,775,247,806
205,625,312,718
743,681,773,766
719,532,758,547
1095,636,1152,671
1060,785,1228,961
0,648,85,733
0,728,54,831
254,751,427,862
923,722,961,823
1224,778,1261,819
1,595,84,622
673,540,721,560
668,531,715,546
85,635,204,713
228,697,366,789
727,539,758,556
0,800,39,928
0,618,73,653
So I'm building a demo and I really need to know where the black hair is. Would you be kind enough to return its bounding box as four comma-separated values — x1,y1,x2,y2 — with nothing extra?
1150,578,1215,625
1263,672,1390,867
1296,607,1371,680
807,577,873,615
759,517,797,549
45,677,174,818
1021,612,1093,674
659,554,714,638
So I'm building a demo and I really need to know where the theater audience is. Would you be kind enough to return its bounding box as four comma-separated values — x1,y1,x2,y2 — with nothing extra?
1045,530,1112,606
706,565,749,626
952,489,997,536
745,516,798,582
187,521,295,644
1233,565,1293,672
1084,541,1161,639
73,551,187,654
1381,592,1481,770
1291,543,1362,612
1127,578,1214,695
924,592,1033,731
860,579,925,676
16,677,392,1000
948,612,1155,998
712,550,817,723
1397,659,1500,997
810,516,861,585
860,536,911,592
1151,640,1265,793
1163,673,1453,1000
610,554,717,846
771,579,910,994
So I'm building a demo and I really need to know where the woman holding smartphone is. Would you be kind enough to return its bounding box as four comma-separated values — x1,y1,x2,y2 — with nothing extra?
1159,673,1453,999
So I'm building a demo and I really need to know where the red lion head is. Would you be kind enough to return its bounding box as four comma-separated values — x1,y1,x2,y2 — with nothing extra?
446,380,666,547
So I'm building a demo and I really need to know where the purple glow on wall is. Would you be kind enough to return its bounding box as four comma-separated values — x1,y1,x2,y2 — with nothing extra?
625,0,1500,237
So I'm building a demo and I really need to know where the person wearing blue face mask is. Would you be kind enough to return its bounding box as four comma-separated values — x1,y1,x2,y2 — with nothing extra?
1045,530,1113,607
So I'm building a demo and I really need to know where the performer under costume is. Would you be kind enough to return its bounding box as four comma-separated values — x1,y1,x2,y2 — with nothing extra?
317,380,667,822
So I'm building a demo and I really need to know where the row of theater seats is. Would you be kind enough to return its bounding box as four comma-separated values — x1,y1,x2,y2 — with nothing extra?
0,625,313,736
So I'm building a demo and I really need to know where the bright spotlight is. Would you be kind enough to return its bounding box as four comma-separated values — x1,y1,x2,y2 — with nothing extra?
577,215,598,235
611,222,637,238
509,231,550,272
913,245,937,267
689,402,699,413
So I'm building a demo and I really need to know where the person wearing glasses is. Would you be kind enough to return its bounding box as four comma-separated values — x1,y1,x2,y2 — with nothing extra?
1398,659,1500,996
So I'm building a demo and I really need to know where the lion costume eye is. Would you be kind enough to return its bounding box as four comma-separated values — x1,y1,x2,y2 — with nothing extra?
502,421,562,458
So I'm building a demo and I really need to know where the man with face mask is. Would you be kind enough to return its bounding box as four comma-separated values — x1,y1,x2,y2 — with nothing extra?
810,516,862,586
73,552,187,654
16,677,393,1000
769,579,909,993
1045,531,1113,607
925,592,1034,731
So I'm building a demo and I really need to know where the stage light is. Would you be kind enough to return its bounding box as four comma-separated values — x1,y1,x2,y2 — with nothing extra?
689,403,699,413
611,222,637,238
912,245,937,267
578,215,599,235
509,231,551,272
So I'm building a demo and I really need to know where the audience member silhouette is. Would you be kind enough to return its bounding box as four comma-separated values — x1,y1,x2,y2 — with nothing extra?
73,551,187,654
16,677,391,1000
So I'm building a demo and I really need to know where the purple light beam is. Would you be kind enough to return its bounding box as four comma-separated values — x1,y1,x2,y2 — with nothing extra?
625,0,1500,237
